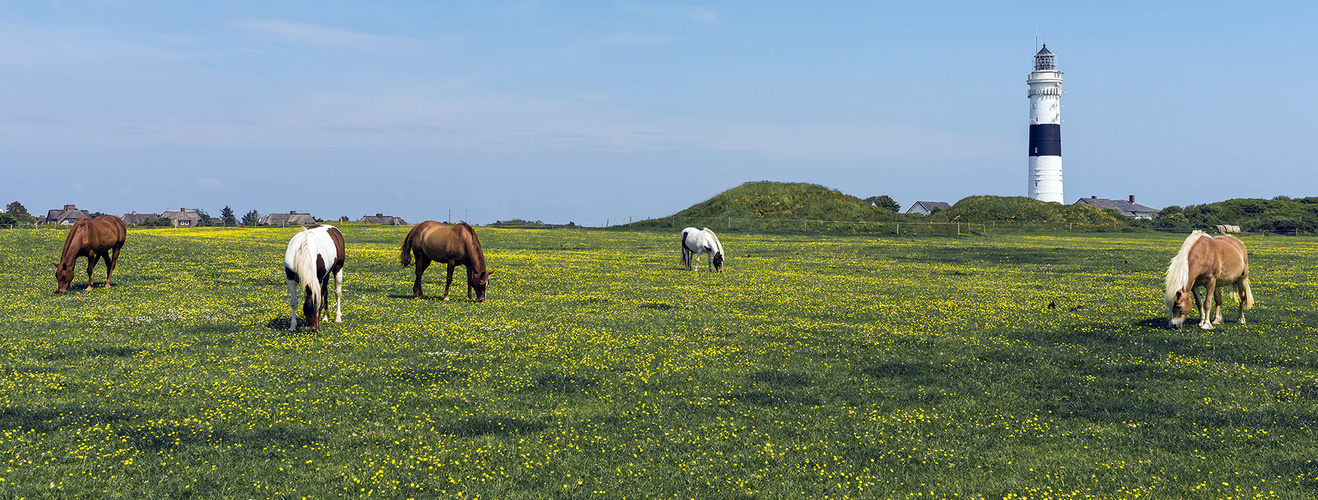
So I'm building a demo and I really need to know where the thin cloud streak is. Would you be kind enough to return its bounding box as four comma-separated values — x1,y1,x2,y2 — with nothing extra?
232,19,425,50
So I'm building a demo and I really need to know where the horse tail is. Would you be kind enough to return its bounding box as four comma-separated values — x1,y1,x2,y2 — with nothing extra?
1239,277,1254,310
399,223,423,266
1164,230,1207,307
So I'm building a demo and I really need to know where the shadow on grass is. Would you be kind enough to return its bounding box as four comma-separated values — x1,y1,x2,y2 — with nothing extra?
0,406,141,432
723,391,822,407
524,373,600,394
746,370,813,387
387,368,469,385
435,417,547,437
44,345,144,361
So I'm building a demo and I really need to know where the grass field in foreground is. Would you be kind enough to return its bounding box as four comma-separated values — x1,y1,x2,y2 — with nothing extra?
2,226,1318,498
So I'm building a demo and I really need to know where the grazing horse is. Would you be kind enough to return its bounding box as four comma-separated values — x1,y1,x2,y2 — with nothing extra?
680,227,724,272
55,215,127,293
399,221,491,302
1164,230,1253,329
284,225,345,332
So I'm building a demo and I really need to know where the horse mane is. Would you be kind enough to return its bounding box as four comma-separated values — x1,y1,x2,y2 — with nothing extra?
291,228,323,313
456,222,486,270
1164,230,1208,306
701,228,723,256
58,219,88,266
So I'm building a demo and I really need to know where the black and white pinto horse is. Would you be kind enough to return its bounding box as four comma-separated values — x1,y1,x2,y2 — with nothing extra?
284,225,345,332
680,227,724,272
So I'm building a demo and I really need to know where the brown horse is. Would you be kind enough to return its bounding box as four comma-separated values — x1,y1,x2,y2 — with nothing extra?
399,221,492,302
55,215,127,293
1164,230,1253,329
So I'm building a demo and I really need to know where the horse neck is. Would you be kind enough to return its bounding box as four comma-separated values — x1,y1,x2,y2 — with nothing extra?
464,228,486,273
293,235,324,301
1164,232,1207,302
59,223,87,266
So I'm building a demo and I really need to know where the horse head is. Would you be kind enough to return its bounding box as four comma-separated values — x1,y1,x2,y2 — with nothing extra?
712,252,725,272
55,262,73,293
1166,289,1192,329
303,284,323,332
470,270,492,302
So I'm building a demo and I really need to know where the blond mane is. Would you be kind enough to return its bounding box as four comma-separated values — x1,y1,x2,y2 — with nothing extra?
1164,230,1208,306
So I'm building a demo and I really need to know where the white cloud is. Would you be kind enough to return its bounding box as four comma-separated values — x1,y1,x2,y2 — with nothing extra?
232,19,424,50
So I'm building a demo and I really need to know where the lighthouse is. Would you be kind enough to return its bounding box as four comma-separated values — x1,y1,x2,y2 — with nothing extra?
1027,44,1064,203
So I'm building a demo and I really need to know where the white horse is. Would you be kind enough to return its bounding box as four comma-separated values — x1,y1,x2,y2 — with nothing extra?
680,227,724,272
284,225,346,332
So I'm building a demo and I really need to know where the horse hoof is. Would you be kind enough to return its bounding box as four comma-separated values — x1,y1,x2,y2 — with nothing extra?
1199,323,1213,330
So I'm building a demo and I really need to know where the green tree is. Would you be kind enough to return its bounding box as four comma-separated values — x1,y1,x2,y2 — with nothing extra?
194,208,212,227
241,210,261,226
863,195,901,212
0,212,16,226
4,201,35,223
220,206,237,227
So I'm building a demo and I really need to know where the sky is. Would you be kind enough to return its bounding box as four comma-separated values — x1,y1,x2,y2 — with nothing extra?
2,1,1315,225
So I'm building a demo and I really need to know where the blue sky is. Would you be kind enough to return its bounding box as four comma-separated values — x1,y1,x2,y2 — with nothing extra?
2,1,1314,224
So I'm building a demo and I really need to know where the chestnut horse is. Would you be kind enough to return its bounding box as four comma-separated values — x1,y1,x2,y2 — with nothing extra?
55,215,127,293
1164,230,1253,329
399,221,491,302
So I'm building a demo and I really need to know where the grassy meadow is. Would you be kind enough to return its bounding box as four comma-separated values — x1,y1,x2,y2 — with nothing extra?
3,225,1318,498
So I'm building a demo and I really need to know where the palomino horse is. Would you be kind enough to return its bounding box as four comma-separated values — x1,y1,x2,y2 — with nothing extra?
399,221,491,302
284,225,345,332
55,215,127,293
1164,230,1253,329
680,227,724,272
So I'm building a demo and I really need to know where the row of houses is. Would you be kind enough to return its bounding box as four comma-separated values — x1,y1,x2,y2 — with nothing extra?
890,196,1158,218
39,205,407,227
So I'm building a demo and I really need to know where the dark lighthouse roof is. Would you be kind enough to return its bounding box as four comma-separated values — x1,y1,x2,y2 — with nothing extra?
1033,44,1056,70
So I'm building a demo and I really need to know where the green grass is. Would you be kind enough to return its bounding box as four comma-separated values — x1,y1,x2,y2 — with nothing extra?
3,226,1318,498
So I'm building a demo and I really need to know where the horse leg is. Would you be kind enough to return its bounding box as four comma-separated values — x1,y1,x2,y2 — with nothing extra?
286,279,300,331
86,253,100,289
333,269,343,323
1237,279,1250,324
104,246,121,288
1198,282,1216,329
1211,287,1225,325
442,263,456,301
412,256,430,298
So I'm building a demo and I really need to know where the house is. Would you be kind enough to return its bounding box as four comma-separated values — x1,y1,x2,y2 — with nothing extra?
121,211,161,226
905,201,952,216
45,204,91,225
1073,195,1159,219
358,213,408,225
261,211,317,226
160,208,203,227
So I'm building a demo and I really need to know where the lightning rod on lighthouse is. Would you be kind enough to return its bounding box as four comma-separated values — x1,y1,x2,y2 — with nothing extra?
1027,44,1063,203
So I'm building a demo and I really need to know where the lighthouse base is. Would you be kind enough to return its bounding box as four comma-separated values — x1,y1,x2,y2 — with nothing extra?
1028,156,1064,203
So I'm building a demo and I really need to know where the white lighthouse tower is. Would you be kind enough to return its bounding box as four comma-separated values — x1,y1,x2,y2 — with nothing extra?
1027,44,1064,203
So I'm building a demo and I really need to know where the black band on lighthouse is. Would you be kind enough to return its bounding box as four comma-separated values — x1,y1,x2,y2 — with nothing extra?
1028,124,1061,157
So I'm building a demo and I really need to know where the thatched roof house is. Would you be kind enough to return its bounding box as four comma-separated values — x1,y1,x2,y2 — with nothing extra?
358,213,407,225
121,211,161,226
261,211,317,226
46,204,91,225
1074,196,1158,219
160,208,203,227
